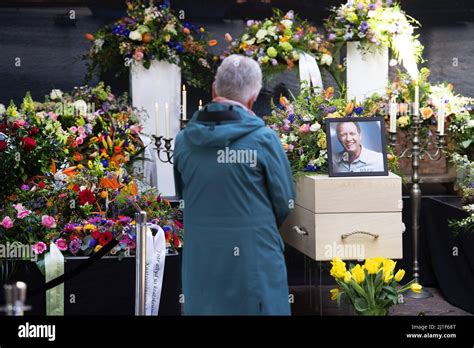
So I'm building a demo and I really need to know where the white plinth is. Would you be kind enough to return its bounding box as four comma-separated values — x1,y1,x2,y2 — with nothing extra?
130,60,181,197
346,41,388,103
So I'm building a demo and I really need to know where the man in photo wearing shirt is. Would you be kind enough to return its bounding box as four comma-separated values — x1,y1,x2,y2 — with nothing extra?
332,121,384,173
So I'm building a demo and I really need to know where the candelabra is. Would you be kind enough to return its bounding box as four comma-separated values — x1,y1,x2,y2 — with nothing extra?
152,119,189,164
388,111,446,299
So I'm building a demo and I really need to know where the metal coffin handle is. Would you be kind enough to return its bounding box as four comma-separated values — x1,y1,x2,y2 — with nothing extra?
292,226,308,236
341,231,379,240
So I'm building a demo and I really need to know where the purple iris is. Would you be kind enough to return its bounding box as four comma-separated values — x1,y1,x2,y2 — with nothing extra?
287,114,295,123
369,4,376,10
303,165,320,172
354,107,364,115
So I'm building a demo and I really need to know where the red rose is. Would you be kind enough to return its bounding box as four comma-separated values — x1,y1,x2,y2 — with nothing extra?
22,137,36,151
72,184,80,192
99,231,113,246
78,189,96,206
91,230,101,240
173,233,180,249
0,140,7,152
29,126,40,136
0,123,7,132
38,182,46,189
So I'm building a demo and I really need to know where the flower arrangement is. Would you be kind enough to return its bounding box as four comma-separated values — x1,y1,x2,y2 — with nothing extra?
264,86,399,176
84,0,215,88
0,83,184,264
226,9,333,78
325,0,423,73
329,256,422,315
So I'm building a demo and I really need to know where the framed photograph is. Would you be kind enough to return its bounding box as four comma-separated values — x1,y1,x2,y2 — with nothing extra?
326,117,388,177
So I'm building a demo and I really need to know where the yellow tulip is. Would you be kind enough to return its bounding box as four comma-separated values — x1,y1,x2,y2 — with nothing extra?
330,257,347,279
343,271,352,283
411,283,423,293
351,264,365,284
364,258,380,275
383,259,396,273
394,269,405,282
382,267,393,283
330,288,340,300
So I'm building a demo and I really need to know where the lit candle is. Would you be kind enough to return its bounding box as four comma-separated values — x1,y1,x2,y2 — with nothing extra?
165,102,170,139
389,97,397,133
414,83,419,117
155,102,160,136
438,101,445,136
182,85,187,121
198,99,203,110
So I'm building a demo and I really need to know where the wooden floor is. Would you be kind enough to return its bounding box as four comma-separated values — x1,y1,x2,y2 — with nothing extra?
290,285,472,316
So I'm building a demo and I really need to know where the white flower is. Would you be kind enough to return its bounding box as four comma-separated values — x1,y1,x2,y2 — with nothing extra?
302,113,313,122
50,89,63,100
310,123,321,132
466,120,474,128
256,29,268,41
129,30,142,41
280,19,293,29
268,26,278,37
74,100,88,116
0,104,5,114
320,53,333,66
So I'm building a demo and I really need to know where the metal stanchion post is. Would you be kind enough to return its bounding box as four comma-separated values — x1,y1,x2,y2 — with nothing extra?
135,211,147,315
3,282,29,316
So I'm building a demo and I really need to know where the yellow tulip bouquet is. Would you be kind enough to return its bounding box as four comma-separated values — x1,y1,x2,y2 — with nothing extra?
329,257,422,316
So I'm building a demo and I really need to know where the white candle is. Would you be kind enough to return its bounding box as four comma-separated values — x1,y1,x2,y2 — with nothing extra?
165,102,170,139
414,84,419,117
155,102,160,136
182,85,187,121
389,98,397,133
438,101,445,135
198,99,203,110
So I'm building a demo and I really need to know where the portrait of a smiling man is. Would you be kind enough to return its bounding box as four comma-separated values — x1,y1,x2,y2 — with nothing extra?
328,118,387,176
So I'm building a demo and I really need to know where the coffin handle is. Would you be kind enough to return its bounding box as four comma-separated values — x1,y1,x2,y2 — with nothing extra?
341,231,379,240
292,226,308,236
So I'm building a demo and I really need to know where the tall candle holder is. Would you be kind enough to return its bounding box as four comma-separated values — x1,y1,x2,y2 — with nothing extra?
388,108,446,299
152,135,174,164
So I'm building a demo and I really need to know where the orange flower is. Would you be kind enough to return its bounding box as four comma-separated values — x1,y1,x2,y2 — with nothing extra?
345,102,354,115
183,27,190,35
100,191,108,199
73,152,83,161
279,96,289,108
325,87,334,99
165,231,172,242
420,107,434,120
208,40,218,47
84,33,95,41
114,145,122,154
280,36,289,42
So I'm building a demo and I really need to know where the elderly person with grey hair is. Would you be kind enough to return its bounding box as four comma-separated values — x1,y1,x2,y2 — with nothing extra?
173,55,295,315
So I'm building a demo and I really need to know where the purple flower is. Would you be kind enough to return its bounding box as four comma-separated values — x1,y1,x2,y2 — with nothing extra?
64,223,75,233
20,184,29,191
246,20,255,27
328,33,337,41
69,238,82,255
271,59,278,66
360,21,369,33
298,147,304,155
303,165,319,172
288,144,295,152
89,238,97,248
354,107,364,115
369,4,376,10
386,0,393,5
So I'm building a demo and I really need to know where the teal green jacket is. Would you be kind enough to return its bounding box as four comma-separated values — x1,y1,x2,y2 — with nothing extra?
173,102,295,315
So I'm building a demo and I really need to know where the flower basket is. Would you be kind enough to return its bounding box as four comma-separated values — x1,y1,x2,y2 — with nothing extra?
346,41,388,103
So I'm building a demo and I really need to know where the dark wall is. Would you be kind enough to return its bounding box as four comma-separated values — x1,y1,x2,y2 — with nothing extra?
0,1,473,105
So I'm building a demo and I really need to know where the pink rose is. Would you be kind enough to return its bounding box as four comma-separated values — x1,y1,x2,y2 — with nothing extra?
41,215,57,229
133,50,144,61
48,112,58,121
55,238,68,251
76,137,84,145
13,203,32,219
58,193,67,199
1,216,13,229
299,124,310,134
70,126,78,133
32,242,47,255
77,126,85,135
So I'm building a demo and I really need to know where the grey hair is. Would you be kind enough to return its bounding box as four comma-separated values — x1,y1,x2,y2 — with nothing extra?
215,55,262,104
